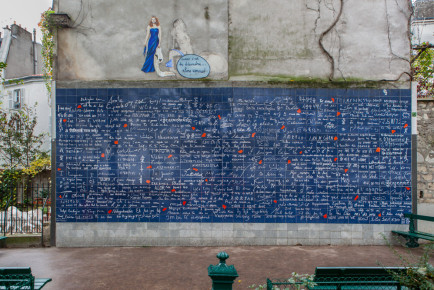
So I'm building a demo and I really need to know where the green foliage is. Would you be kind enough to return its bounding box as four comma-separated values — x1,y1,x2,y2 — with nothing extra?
22,155,51,178
412,42,434,98
0,169,22,208
383,235,434,289
0,105,47,170
249,273,316,290
0,62,6,86
0,105,50,206
38,9,55,97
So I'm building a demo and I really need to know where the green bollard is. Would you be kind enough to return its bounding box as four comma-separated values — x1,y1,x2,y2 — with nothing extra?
208,251,238,290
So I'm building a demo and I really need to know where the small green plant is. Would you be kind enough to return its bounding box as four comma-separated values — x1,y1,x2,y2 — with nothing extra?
382,235,434,289
249,272,316,290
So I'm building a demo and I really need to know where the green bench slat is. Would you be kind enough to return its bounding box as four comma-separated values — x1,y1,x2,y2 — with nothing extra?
404,213,434,222
314,267,405,277
269,267,406,290
0,268,51,290
0,237,7,240
34,278,52,290
392,230,434,241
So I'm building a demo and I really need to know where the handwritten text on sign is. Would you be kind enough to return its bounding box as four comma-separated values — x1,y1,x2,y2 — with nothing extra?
177,54,210,79
56,88,412,224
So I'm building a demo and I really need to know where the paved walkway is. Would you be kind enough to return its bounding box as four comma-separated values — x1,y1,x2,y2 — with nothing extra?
0,245,431,289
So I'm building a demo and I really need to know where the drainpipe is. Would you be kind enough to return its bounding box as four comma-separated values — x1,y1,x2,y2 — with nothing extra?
33,29,37,75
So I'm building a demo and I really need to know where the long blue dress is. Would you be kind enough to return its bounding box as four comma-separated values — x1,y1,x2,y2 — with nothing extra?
141,27,159,73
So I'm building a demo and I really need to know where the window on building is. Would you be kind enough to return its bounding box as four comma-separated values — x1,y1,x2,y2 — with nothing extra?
8,89,24,109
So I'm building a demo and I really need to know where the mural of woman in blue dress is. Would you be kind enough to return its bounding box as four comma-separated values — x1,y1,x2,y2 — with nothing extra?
141,16,161,73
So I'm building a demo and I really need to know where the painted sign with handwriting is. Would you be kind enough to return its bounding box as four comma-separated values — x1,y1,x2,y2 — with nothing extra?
177,55,210,79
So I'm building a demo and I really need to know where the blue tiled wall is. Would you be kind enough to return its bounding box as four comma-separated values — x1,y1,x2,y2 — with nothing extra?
56,88,412,223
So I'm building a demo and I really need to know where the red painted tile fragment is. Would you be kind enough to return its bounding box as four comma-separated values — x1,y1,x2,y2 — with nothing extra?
391,130,396,134
334,158,338,162
238,150,243,154
77,105,82,109
63,119,67,123
162,208,167,212
288,160,291,164
171,189,176,192
344,168,348,173
59,195,62,199
404,124,408,128
108,210,113,214
192,126,196,130
376,147,381,153
123,124,128,128
331,98,335,102
406,187,410,190
146,180,151,184
378,213,382,217
114,140,119,144
182,201,187,206
299,151,303,155
334,136,338,141
337,112,341,117
323,214,328,218
297,109,301,113
355,195,359,201
281,125,285,130
205,178,208,182
193,168,198,172
168,154,173,158
252,133,256,138
222,205,227,209
147,165,152,169
101,153,105,158
273,200,277,204
57,168,61,171
218,115,221,120
259,160,263,165
202,133,207,137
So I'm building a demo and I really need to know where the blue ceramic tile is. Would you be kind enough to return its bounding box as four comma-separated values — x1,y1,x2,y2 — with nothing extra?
55,87,412,224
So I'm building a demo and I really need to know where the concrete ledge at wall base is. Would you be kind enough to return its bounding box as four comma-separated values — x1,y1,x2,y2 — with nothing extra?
55,223,409,247
3,234,42,248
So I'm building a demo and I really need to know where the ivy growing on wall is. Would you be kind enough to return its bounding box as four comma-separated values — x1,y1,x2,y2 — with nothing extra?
412,42,434,99
38,9,55,97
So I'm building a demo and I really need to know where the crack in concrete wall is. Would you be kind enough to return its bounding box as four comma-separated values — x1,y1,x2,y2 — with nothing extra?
318,0,343,81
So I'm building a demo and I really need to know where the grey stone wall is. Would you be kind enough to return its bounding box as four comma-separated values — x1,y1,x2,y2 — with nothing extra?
56,222,407,247
53,0,411,82
229,0,411,81
417,99,434,203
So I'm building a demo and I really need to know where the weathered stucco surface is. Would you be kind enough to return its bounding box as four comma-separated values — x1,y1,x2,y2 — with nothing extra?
55,0,411,82
56,0,228,81
229,0,411,81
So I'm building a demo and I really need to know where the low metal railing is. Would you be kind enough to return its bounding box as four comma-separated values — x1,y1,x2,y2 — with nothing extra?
0,184,51,235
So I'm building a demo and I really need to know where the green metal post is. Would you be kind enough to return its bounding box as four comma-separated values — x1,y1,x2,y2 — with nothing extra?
208,252,238,290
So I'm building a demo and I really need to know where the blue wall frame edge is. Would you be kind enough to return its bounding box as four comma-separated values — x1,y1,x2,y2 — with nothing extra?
55,87,412,224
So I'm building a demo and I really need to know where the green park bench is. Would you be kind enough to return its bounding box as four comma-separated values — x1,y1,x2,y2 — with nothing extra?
267,267,407,290
0,267,52,290
0,236,6,248
392,213,434,248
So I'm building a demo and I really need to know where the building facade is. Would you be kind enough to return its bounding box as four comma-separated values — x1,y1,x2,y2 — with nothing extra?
52,0,415,247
